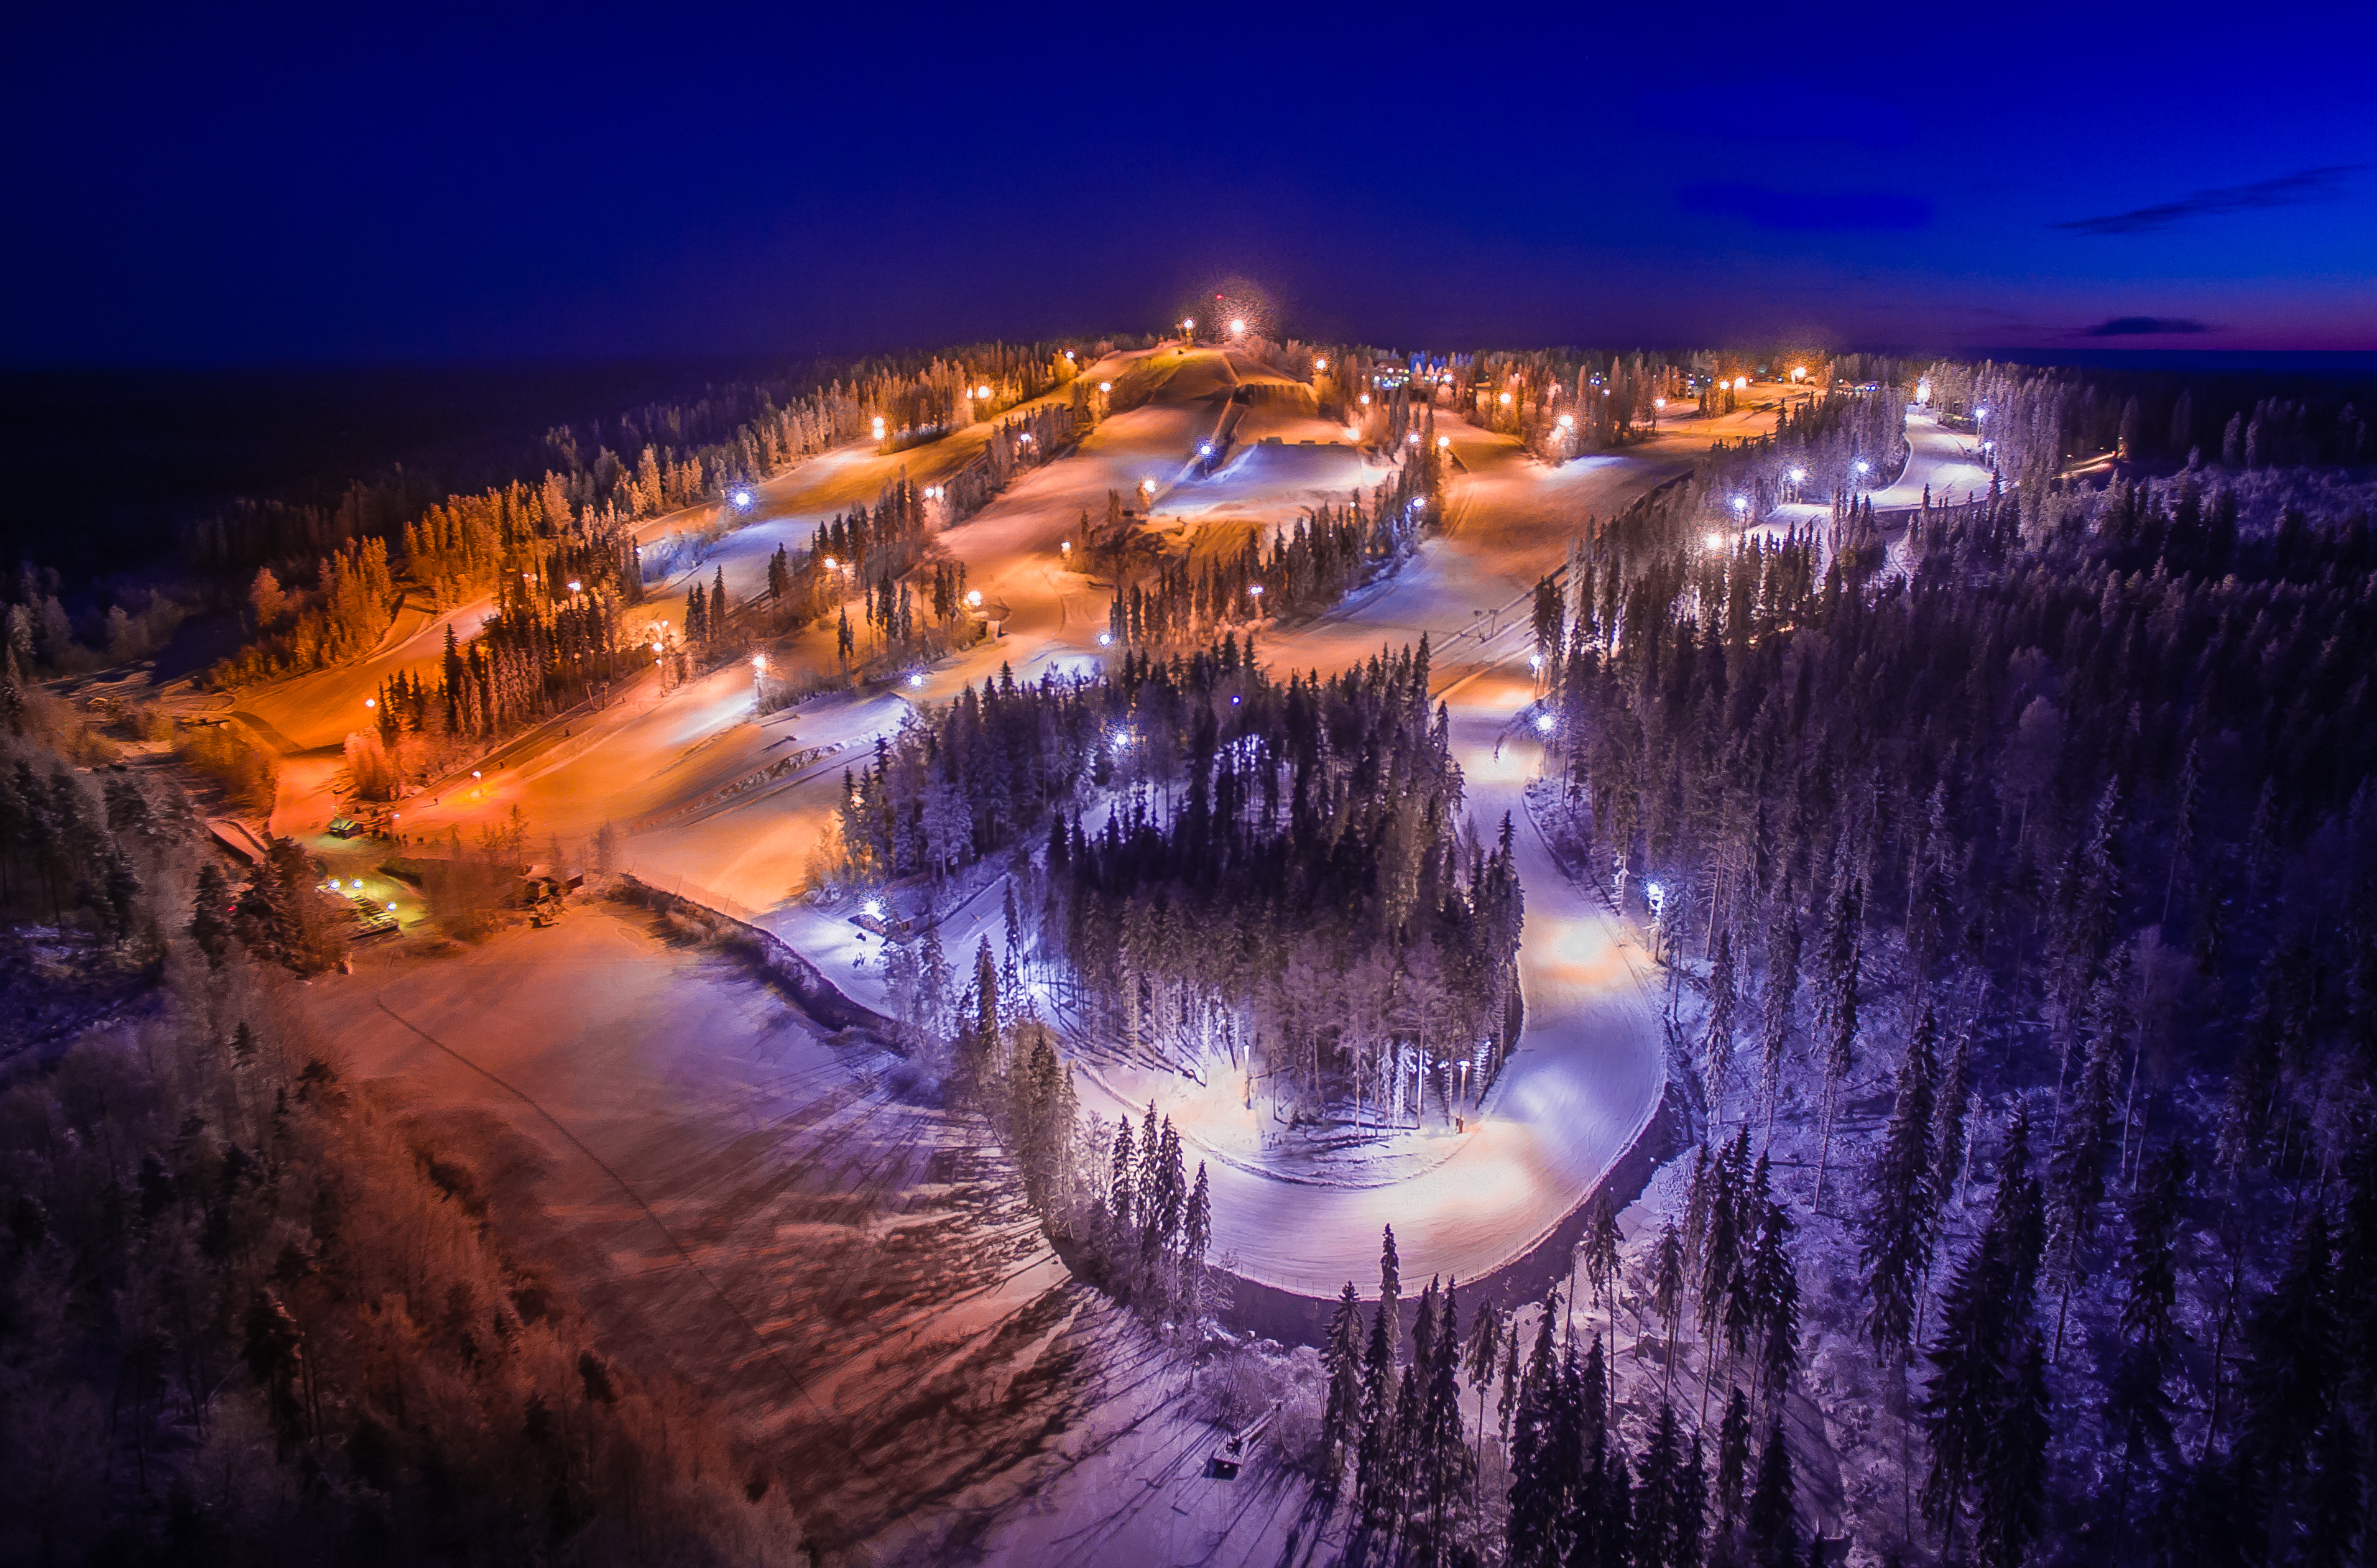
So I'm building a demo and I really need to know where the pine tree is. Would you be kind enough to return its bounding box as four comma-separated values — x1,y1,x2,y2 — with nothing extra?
1747,1158,1801,1412
1745,1419,1797,1567
1638,1403,1681,1568
1715,1386,1753,1529
1584,1191,1623,1345
1973,1333,2050,1568
1812,870,1863,1210
1703,925,1739,1122
1931,1015,1975,1214
2104,1142,2188,1530
1507,1298,1566,1568
1759,903,1801,1136
189,861,232,967
1357,1243,1404,1537
1922,1105,2046,1549
1676,1434,1708,1568
1859,1006,1940,1359
1321,1283,1365,1490
1462,1299,1502,1482
1652,1219,1686,1400
2239,1207,2340,1479
2046,985,2122,1359
1420,1276,1474,1554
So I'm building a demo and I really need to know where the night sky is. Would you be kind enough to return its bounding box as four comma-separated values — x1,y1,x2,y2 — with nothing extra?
8,2,2373,366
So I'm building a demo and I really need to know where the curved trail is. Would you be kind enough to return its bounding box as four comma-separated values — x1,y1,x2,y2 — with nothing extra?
314,368,1691,1311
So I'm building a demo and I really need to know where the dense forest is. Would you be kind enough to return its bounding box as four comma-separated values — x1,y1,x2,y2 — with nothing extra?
0,705,806,1566
1517,448,2377,1560
837,637,1525,1128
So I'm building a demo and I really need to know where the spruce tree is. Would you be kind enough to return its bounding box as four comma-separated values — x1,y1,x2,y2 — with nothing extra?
1715,1386,1753,1528
1462,1299,1502,1481
1859,1006,1940,1359
1507,1298,1566,1568
1704,925,1739,1122
1745,1419,1797,1567
2046,990,2121,1359
1812,870,1863,1211
189,861,231,967
1973,1332,2050,1568
1321,1283,1365,1489
1676,1434,1708,1568
1759,902,1801,1136
2105,1141,2187,1472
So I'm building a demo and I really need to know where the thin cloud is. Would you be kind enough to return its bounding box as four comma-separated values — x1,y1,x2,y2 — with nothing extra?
2053,166,2360,235
2082,316,2212,336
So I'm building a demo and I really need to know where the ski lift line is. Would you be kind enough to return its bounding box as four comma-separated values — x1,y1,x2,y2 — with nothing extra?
367,997,908,1519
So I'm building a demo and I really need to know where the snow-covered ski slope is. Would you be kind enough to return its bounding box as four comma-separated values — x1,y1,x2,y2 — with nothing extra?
267,349,1770,1306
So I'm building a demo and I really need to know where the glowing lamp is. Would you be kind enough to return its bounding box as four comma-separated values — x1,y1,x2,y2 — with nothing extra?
1097,632,1113,647
1436,435,1451,448
732,489,753,508
1228,318,1245,334
966,590,982,607
1535,714,1556,734
752,654,767,671
908,673,925,688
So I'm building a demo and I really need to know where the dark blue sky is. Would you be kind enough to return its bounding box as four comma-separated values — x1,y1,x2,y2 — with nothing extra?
9,1,2373,365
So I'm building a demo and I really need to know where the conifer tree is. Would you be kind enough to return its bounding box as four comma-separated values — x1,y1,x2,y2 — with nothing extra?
1358,1242,1404,1538
2104,1142,2188,1532
1745,1419,1797,1567
1715,1386,1753,1530
1812,870,1864,1210
1462,1299,1502,1480
1931,1014,1975,1214
2046,988,2122,1359
1860,1006,1941,1359
1703,925,1739,1122
1652,1219,1687,1400
189,861,232,967
1321,1283,1365,1489
1759,903,1801,1136
1507,1298,1566,1568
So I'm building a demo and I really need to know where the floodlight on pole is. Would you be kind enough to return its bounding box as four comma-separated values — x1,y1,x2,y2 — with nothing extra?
1228,318,1245,334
